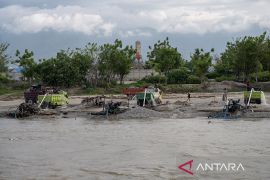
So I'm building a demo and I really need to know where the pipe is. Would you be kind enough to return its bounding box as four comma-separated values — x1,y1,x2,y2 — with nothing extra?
38,93,48,108
247,88,254,106
143,89,147,107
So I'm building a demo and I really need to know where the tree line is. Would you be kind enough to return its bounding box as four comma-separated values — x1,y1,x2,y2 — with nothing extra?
1,39,134,87
145,33,270,84
1,32,270,88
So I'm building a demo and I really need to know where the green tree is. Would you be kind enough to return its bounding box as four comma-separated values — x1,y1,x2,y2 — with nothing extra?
219,32,269,82
167,67,190,84
147,37,183,75
263,38,270,71
113,45,134,84
35,57,59,86
190,48,214,82
0,42,9,73
98,41,119,86
15,49,37,82
37,50,76,87
77,43,99,87
72,45,97,86
36,44,97,87
98,39,134,85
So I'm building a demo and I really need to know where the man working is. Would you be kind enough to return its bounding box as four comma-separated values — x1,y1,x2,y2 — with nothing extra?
187,92,191,102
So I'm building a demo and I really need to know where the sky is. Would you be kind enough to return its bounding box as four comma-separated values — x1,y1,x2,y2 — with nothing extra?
0,0,270,60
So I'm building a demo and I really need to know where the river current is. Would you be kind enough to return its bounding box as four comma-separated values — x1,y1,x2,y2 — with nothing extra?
0,117,269,179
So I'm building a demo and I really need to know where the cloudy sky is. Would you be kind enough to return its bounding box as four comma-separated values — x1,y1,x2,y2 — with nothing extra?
0,0,269,60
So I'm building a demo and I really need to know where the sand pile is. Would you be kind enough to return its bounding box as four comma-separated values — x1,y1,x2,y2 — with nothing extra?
117,106,170,119
174,100,190,106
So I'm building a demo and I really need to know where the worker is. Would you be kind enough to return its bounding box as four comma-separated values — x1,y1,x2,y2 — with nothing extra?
187,92,191,102
222,88,228,101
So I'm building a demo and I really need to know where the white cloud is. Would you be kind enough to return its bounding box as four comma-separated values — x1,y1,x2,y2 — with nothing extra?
119,29,152,38
135,4,270,34
0,5,115,35
1,0,270,35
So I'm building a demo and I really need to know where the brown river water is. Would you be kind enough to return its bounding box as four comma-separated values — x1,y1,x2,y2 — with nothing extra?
0,116,270,180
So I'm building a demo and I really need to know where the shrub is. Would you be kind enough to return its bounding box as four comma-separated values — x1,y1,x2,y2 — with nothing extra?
250,71,270,82
0,74,9,84
167,67,189,84
142,75,167,84
187,75,201,84
206,71,220,79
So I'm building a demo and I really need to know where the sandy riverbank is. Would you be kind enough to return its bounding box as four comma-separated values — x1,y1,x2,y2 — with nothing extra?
1,92,270,119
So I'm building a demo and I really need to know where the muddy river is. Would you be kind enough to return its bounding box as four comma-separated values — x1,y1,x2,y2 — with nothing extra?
0,117,270,179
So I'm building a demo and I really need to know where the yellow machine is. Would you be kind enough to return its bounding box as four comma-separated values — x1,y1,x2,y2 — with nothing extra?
38,90,68,108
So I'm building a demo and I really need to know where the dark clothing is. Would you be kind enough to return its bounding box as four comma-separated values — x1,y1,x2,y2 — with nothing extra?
187,93,191,102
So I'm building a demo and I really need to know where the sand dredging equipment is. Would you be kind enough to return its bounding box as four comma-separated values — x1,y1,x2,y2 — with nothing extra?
5,85,69,118
244,88,267,105
86,87,163,117
135,87,162,107
208,99,242,119
90,101,127,116
7,103,39,118
208,88,268,119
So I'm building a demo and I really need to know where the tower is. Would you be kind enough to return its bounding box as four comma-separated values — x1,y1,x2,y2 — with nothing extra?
135,41,142,62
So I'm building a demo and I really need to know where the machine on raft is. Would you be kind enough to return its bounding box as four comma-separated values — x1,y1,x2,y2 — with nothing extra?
208,99,242,119
90,101,127,116
208,87,267,120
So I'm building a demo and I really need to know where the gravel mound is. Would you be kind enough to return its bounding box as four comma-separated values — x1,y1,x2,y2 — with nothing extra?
117,106,170,119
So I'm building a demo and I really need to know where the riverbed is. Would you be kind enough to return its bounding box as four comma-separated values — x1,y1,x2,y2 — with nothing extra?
0,117,269,179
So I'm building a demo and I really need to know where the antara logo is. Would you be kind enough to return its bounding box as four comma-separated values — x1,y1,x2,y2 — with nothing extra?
178,160,194,175
178,160,245,175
